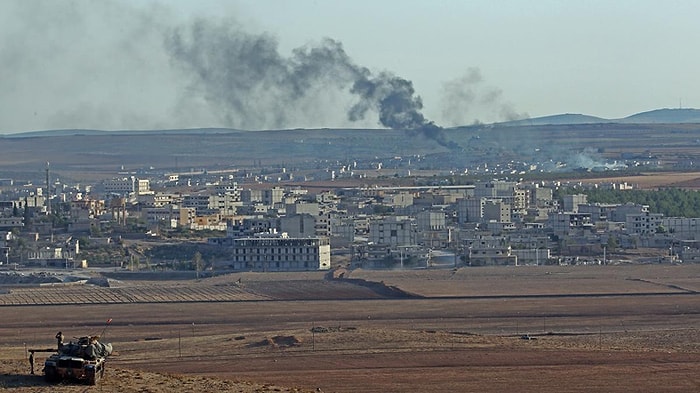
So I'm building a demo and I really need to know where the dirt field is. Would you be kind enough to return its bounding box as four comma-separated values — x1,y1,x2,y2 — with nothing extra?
1,264,699,392
565,171,700,189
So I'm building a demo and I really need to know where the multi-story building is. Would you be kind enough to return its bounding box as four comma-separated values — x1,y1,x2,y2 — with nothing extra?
262,187,284,207
138,193,176,208
103,178,135,195
225,217,278,239
626,211,664,235
661,217,700,240
230,235,330,271
562,194,588,213
416,210,449,248
103,177,150,196
457,198,483,224
610,203,648,222
548,212,594,235
578,203,619,222
178,207,197,227
240,189,263,203
483,199,511,223
182,194,211,214
143,206,177,226
330,216,355,242
212,182,240,196
280,214,317,238
463,236,517,266
369,216,417,246
382,192,414,208
209,194,242,216
458,197,511,224
474,181,518,199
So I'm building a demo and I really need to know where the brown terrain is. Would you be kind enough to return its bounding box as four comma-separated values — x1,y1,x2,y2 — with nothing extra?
0,264,699,392
568,171,700,189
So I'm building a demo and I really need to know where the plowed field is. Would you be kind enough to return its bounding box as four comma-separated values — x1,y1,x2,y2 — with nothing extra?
1,264,699,392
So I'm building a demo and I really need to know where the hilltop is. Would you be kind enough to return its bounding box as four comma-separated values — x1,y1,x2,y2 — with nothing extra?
496,107,700,126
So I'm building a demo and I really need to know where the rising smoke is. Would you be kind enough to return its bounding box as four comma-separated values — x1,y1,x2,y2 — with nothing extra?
0,0,513,148
440,68,528,126
165,19,456,147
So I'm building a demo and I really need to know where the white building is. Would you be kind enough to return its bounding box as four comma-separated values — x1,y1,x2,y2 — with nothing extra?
103,177,150,196
230,235,331,271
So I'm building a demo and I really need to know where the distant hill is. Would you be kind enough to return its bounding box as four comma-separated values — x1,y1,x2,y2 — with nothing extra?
497,113,609,127
619,108,700,124
496,108,700,127
1,127,245,138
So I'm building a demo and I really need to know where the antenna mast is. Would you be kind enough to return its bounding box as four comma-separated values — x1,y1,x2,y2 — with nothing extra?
45,162,51,215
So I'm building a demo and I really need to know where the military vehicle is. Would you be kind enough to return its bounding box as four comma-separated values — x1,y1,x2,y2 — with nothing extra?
41,332,113,385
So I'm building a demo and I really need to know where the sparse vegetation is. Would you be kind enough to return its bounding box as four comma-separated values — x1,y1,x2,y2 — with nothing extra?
563,187,700,217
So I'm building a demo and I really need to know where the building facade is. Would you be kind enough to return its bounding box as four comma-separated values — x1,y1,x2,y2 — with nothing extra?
230,236,331,271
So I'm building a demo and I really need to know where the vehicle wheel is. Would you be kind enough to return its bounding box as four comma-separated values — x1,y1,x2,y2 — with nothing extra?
86,369,97,385
44,366,58,383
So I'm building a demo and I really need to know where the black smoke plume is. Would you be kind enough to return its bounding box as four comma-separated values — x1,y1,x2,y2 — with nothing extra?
165,19,456,148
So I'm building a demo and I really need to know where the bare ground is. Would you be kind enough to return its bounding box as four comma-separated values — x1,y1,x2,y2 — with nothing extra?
1,264,699,392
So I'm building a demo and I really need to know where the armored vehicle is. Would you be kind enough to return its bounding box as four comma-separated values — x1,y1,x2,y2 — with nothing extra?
43,333,113,385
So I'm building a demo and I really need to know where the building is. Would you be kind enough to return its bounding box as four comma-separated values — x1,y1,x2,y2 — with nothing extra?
369,216,417,246
262,187,284,207
416,210,449,248
458,197,511,224
548,212,594,235
577,203,619,222
661,217,700,240
103,177,150,196
230,235,330,271
280,214,317,238
626,211,664,235
464,236,517,266
562,194,588,213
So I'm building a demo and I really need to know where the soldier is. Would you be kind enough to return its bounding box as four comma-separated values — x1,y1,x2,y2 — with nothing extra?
55,331,64,351
29,351,34,375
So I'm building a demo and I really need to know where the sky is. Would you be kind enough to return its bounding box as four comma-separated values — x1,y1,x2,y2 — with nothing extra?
1,0,699,134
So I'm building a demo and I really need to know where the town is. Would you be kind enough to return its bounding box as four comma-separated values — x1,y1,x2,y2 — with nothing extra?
1,155,694,278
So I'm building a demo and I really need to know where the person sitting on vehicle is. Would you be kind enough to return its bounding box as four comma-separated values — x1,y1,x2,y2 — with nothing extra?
55,332,64,351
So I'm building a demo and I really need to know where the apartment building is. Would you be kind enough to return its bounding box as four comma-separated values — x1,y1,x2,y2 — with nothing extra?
369,216,417,246
230,235,331,271
626,211,664,235
458,197,511,224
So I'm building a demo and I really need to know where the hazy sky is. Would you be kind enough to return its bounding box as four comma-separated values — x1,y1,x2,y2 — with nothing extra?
1,0,698,133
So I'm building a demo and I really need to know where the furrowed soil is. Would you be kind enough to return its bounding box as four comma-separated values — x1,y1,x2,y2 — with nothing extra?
1,264,699,392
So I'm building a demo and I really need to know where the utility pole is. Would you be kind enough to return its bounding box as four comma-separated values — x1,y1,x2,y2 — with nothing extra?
45,162,51,216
